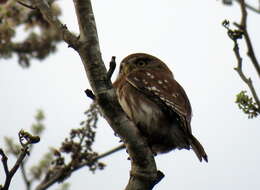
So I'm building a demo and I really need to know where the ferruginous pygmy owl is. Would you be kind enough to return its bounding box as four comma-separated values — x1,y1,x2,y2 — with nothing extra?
113,53,208,162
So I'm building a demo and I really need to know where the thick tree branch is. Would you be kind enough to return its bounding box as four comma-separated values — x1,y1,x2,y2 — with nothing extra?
72,0,161,189
32,0,162,188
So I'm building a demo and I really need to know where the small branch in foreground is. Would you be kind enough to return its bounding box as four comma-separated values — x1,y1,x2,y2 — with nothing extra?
0,130,40,190
35,144,125,190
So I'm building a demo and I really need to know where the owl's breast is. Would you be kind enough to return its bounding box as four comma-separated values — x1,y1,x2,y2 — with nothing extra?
116,82,167,134
116,81,190,153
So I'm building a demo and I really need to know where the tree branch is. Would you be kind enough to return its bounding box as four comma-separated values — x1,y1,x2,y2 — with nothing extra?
30,0,80,50
234,0,260,110
35,144,125,190
234,0,260,14
0,131,40,190
72,0,161,188
31,0,162,188
235,0,260,77
222,0,260,116
21,161,32,190
232,38,260,111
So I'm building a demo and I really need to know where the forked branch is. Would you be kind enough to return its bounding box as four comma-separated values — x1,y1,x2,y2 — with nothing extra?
222,0,260,117
0,130,40,190
30,0,162,189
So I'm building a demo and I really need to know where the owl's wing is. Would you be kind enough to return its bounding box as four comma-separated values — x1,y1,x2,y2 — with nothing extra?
126,69,192,133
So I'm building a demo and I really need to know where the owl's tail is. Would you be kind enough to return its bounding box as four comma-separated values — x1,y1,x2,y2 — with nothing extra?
189,135,208,162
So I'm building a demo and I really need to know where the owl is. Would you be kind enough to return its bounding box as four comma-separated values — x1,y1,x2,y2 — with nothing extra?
113,53,207,162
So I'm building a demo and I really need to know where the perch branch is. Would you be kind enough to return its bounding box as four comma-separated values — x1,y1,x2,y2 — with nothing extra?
72,0,161,189
85,56,116,100
32,0,162,188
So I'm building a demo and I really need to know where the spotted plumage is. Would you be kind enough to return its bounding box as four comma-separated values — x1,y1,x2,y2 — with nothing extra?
113,53,207,162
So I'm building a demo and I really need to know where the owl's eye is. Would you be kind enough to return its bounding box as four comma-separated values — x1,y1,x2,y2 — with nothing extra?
136,60,146,66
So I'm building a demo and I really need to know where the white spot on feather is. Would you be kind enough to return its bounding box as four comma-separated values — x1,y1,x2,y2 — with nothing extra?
142,79,148,85
146,72,155,79
134,77,139,81
147,86,160,92
146,72,152,76
172,93,178,98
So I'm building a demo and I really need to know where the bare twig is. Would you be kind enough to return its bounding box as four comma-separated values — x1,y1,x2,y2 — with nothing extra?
21,161,32,190
234,0,260,13
91,144,125,161
234,0,260,77
0,131,40,190
107,56,116,80
17,1,36,9
232,38,260,111
222,0,260,115
85,89,96,100
0,149,9,177
235,0,260,110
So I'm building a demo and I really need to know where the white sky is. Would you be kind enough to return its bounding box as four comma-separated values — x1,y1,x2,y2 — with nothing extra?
0,0,260,190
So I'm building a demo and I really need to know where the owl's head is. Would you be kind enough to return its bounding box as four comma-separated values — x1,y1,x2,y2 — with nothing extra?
118,53,172,76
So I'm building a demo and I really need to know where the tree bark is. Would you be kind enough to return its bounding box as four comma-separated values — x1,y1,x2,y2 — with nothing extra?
31,0,163,189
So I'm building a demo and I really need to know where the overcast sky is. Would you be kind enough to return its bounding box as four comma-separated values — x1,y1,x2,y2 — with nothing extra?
0,0,260,190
